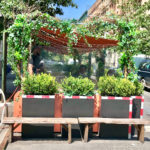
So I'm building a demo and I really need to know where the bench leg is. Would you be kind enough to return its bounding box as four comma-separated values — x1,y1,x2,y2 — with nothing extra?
84,124,89,142
68,124,72,144
138,125,144,143
8,125,13,143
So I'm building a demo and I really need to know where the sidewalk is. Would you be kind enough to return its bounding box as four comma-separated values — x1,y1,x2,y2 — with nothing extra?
6,136,150,150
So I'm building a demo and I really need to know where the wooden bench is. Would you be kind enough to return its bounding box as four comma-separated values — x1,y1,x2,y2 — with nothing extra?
3,117,78,144
78,117,150,143
0,125,12,150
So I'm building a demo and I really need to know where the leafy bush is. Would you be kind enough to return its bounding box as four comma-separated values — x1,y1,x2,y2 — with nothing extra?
98,76,142,97
22,73,58,95
61,76,95,96
98,76,117,96
133,80,144,96
115,78,136,97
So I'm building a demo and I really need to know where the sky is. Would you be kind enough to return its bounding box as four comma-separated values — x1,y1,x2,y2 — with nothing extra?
57,0,96,20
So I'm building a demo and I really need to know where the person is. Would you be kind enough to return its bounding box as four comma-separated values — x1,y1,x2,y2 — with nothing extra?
28,46,42,75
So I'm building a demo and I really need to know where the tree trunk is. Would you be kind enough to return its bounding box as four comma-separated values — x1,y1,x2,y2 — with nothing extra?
88,53,92,78
124,65,127,78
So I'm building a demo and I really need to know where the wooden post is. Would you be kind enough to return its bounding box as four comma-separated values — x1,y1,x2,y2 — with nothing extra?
1,18,7,101
93,94,101,133
54,93,63,132
138,125,144,143
84,124,89,142
8,125,13,143
87,53,91,78
5,104,8,117
68,124,72,144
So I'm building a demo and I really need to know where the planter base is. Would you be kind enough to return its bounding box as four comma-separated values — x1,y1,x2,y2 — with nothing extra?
22,125,54,138
99,124,128,139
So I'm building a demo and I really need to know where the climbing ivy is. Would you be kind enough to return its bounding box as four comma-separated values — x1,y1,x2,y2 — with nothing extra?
7,12,140,85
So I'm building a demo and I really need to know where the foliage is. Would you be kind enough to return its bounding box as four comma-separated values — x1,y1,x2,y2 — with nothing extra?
115,0,150,55
98,76,143,96
61,76,95,96
6,12,143,85
22,0,77,16
98,76,117,96
6,13,80,85
115,78,136,97
22,73,58,95
133,80,144,96
85,17,139,77
0,0,77,19
0,0,77,53
7,14,39,85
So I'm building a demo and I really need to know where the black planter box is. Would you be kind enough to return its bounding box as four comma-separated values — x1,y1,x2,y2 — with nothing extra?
62,96,94,138
131,96,144,136
22,95,55,138
99,97,131,139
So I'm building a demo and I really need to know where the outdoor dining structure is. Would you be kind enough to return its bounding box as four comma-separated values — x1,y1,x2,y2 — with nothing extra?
1,25,150,149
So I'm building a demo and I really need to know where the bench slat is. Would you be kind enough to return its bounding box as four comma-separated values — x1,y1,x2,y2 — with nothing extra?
78,117,150,125
3,117,78,124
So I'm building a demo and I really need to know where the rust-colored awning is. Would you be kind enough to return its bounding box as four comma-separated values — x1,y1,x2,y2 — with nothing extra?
37,27,118,55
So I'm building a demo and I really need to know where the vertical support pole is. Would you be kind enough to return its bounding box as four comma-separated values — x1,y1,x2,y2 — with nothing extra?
2,18,7,101
68,124,72,144
54,93,63,132
84,124,89,142
87,53,91,78
8,125,13,143
5,104,8,117
93,94,101,133
138,125,144,143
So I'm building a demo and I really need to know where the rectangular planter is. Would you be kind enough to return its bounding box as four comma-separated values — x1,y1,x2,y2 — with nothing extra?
131,96,144,136
62,96,94,138
22,95,55,138
99,96,132,139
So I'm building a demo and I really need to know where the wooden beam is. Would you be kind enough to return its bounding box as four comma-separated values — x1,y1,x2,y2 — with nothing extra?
8,125,13,143
68,124,72,144
3,117,78,124
79,118,150,125
84,124,89,142
138,125,145,143
0,125,11,150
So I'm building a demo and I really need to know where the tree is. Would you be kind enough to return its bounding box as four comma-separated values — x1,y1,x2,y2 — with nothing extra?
0,0,77,94
116,0,150,55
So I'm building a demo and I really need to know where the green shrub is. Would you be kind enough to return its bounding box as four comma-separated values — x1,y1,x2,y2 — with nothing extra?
133,80,144,96
22,73,58,95
61,76,95,96
115,78,136,97
98,76,117,96
98,76,140,97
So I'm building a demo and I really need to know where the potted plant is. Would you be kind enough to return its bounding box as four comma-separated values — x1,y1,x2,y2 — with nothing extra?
21,73,58,138
98,76,144,139
61,76,96,137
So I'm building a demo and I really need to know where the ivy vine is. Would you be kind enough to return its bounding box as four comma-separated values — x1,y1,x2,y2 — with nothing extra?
7,12,139,85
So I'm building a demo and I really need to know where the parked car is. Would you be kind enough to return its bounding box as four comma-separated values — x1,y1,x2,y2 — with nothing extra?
138,62,150,89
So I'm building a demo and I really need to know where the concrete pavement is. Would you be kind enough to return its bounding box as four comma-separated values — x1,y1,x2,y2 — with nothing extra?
6,138,150,150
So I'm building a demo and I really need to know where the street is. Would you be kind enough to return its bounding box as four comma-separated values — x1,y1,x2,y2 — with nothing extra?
143,89,150,120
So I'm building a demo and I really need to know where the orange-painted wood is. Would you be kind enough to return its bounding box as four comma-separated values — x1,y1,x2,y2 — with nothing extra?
54,93,63,132
93,94,101,132
13,91,22,132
